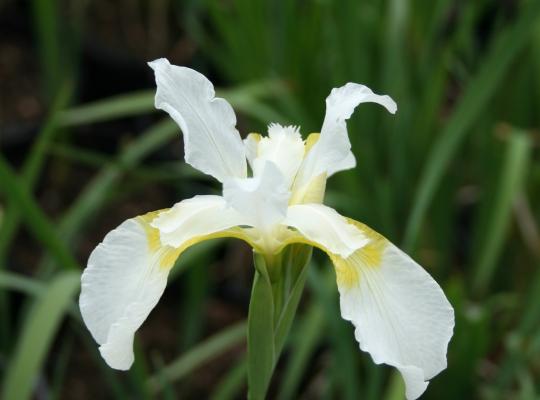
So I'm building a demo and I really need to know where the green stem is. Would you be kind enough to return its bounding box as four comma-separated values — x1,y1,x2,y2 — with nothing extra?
247,245,312,399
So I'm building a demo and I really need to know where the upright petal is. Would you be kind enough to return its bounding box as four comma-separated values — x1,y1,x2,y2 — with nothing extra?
284,204,368,258
330,222,454,399
223,161,289,231
251,124,305,187
244,133,262,171
149,58,247,182
80,213,177,370
295,83,396,188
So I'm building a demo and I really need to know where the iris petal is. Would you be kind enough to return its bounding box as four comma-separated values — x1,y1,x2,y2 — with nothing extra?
296,82,396,189
285,204,368,257
80,202,256,370
331,222,454,399
149,58,247,182
278,218,453,399
80,213,174,370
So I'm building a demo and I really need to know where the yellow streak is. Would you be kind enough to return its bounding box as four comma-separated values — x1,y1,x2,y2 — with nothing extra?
137,210,163,252
332,221,387,288
136,210,262,270
290,172,327,204
334,256,360,288
281,218,388,289
247,133,262,142
304,133,320,154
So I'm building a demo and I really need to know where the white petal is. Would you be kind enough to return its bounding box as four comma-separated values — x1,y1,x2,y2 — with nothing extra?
285,204,368,258
80,216,175,370
327,151,356,177
252,123,305,188
332,224,454,399
295,83,396,187
149,58,246,182
151,195,248,248
223,161,289,230
244,133,261,171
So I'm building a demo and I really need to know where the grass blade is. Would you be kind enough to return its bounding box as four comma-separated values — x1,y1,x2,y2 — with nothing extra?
210,358,247,400
0,271,44,296
58,91,154,127
277,303,325,400
31,0,62,96
1,271,80,400
147,321,246,394
58,80,285,127
0,155,78,270
473,129,532,294
403,1,540,249
56,119,178,243
0,82,72,264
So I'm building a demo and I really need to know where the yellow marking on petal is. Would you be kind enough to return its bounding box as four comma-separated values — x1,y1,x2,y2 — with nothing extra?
290,172,327,204
278,217,388,288
348,220,387,268
247,133,262,157
135,210,268,270
247,133,262,142
159,248,182,268
290,133,326,204
304,133,320,154
334,256,360,289
137,210,166,252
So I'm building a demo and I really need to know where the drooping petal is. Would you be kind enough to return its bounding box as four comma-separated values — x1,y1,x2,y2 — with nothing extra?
151,195,250,248
330,221,454,399
149,58,247,182
223,161,290,231
295,83,396,188
251,124,305,187
284,204,368,258
79,212,178,370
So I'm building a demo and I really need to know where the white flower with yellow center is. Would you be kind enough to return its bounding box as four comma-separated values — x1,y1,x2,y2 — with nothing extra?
79,58,454,400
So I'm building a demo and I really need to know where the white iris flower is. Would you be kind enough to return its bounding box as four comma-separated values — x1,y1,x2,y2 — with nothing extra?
79,58,454,399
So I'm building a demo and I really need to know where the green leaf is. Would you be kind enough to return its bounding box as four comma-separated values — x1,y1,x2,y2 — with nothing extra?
472,130,531,294
147,321,247,394
308,263,361,400
247,246,312,399
31,0,63,96
58,90,155,127
247,254,276,400
57,80,286,127
1,271,80,400
277,303,325,400
0,155,79,271
383,372,406,400
56,119,179,243
0,82,72,264
0,271,44,297
403,1,540,250
274,246,312,355
210,357,247,400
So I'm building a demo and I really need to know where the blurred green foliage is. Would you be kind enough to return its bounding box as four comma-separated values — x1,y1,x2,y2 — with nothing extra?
1,0,540,399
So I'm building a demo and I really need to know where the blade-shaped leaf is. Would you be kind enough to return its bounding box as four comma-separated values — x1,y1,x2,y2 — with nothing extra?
1,271,80,400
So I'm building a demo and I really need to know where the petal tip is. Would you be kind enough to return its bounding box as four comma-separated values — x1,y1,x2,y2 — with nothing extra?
99,343,134,371
147,57,170,71
383,95,398,114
